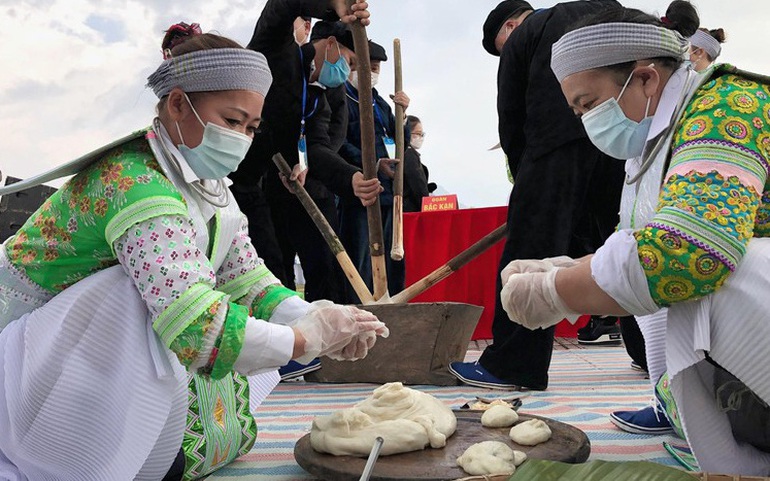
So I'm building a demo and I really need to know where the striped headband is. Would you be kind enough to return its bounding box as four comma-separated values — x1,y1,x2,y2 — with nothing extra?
147,47,272,98
690,29,722,60
551,23,689,83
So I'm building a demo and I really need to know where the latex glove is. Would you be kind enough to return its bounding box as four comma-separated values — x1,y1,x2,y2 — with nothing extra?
501,268,579,330
331,331,377,362
501,256,579,285
293,301,388,364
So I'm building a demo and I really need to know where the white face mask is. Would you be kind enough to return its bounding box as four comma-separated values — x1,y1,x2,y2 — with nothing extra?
581,67,653,160
176,93,253,179
410,135,424,150
349,70,379,90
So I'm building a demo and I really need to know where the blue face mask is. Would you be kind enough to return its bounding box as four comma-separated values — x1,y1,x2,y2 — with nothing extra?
176,93,253,179
318,43,350,88
581,68,653,160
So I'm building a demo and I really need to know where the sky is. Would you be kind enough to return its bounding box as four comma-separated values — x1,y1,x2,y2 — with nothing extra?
1,0,768,208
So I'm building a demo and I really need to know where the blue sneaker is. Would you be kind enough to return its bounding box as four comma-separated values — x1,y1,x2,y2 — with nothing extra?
610,406,675,435
448,361,522,390
278,359,321,381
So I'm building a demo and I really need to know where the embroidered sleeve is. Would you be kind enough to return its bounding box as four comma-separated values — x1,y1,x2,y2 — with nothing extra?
215,214,300,319
635,74,770,306
114,214,249,379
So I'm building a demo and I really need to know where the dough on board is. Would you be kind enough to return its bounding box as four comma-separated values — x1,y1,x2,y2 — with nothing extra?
310,382,457,456
509,418,552,446
481,405,519,428
456,441,517,476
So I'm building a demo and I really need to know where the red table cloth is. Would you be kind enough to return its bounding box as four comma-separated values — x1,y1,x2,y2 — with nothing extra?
403,206,587,340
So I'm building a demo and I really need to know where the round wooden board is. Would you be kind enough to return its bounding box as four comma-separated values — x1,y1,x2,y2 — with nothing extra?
294,411,590,481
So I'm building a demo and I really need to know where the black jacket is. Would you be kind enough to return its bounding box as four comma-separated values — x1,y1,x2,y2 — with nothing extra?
305,81,359,199
230,0,359,201
402,147,429,213
339,83,409,206
498,0,621,177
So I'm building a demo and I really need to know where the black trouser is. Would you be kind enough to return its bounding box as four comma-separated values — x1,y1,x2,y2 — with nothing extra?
161,447,186,481
619,315,647,371
269,187,347,303
229,182,290,285
479,139,625,390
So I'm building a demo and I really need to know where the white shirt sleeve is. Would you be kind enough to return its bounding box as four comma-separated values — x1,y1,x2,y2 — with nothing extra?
233,318,295,376
591,229,662,316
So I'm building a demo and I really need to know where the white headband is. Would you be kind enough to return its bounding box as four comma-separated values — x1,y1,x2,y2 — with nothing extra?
551,22,689,82
690,29,722,60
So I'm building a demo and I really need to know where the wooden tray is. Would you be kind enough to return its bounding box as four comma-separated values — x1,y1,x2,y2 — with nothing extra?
294,411,590,481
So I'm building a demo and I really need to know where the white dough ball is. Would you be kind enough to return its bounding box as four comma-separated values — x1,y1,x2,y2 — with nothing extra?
513,450,527,466
456,441,517,476
509,419,552,446
481,405,519,428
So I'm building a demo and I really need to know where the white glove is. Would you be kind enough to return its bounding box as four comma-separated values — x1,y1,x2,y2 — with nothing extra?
332,331,377,362
501,256,579,285
293,301,389,364
500,267,579,330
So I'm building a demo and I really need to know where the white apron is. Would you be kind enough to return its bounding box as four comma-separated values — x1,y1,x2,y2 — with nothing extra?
0,126,279,480
0,265,189,481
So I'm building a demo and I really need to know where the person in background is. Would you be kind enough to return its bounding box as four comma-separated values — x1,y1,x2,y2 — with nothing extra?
0,24,388,480
532,1,770,472
403,115,432,212
689,27,726,72
449,0,635,391
237,1,382,381
339,39,409,299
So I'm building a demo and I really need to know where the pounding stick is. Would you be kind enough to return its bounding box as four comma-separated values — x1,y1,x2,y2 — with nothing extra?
390,224,508,304
273,153,375,305
390,38,405,261
347,2,388,300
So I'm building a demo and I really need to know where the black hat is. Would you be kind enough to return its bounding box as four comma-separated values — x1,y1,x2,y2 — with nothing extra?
367,40,388,62
309,21,355,51
482,0,533,56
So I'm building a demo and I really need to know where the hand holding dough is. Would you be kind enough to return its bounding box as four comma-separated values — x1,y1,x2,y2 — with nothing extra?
509,419,552,446
481,405,519,428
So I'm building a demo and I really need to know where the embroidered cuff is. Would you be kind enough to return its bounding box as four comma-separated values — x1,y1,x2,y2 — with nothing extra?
153,283,225,348
209,303,249,379
251,284,299,321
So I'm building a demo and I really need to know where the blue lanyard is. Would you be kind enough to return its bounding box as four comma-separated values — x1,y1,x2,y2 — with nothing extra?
345,82,389,138
298,46,319,138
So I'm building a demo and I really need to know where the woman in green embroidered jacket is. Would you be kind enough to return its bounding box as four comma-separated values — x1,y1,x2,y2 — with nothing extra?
494,1,770,475
0,12,386,481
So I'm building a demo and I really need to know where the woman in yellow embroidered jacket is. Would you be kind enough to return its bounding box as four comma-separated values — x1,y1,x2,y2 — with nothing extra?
0,10,386,481
496,1,770,475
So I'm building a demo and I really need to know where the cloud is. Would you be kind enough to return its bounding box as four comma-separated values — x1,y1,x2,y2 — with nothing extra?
1,0,767,207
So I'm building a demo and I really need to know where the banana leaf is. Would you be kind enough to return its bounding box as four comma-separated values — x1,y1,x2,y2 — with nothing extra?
508,459,699,481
